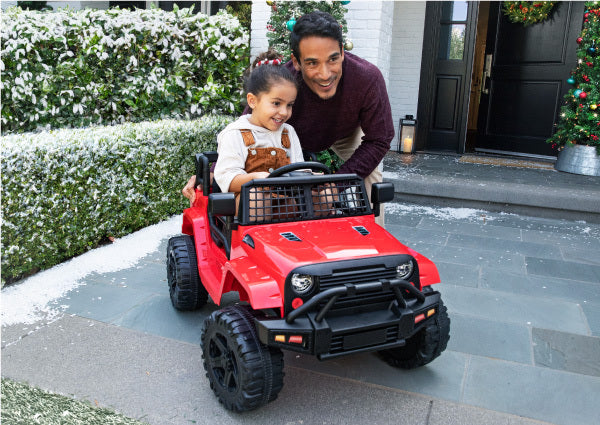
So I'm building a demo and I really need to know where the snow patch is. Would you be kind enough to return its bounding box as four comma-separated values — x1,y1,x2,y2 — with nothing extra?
1,215,182,326
385,202,491,221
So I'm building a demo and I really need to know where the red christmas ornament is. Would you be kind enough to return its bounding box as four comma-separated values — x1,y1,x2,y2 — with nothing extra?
577,37,584,44
580,92,587,99
585,12,590,18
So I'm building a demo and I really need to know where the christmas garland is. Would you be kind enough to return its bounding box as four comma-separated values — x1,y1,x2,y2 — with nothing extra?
502,1,557,27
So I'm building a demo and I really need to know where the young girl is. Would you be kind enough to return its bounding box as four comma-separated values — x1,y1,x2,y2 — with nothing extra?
213,50,305,216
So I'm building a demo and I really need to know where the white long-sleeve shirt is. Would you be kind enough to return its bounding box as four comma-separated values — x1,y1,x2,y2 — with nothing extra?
214,115,304,192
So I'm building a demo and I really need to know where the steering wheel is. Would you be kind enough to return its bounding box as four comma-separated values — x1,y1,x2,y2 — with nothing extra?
268,161,331,178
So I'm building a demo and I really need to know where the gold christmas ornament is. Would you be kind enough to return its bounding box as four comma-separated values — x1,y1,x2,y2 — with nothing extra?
344,39,354,51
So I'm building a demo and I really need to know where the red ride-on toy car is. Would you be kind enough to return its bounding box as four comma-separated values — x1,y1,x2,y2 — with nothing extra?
167,152,450,412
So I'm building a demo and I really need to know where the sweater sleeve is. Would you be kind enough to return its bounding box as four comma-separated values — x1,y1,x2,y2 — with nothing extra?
214,131,248,193
337,73,394,178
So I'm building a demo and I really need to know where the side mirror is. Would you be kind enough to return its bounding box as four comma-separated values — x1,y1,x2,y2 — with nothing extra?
371,182,395,204
209,193,236,216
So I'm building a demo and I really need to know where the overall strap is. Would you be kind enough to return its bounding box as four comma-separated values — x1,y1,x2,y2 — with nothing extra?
281,128,291,148
240,129,255,147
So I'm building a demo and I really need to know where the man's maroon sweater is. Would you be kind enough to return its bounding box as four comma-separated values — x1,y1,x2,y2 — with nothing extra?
284,52,394,178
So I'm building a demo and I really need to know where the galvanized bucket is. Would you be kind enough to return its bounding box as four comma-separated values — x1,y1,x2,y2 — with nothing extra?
555,145,600,176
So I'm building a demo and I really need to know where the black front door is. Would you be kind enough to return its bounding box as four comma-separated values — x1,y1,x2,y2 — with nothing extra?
476,2,584,157
418,2,478,153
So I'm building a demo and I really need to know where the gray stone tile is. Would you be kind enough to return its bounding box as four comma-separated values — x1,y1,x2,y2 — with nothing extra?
532,328,600,377
521,226,600,250
438,284,590,335
463,356,600,425
526,256,600,283
481,269,600,305
111,295,211,345
431,246,526,274
387,224,450,247
447,234,561,259
562,245,600,266
436,262,480,287
285,349,468,402
383,207,422,227
84,261,167,295
60,282,155,323
582,302,600,337
448,313,532,365
418,218,523,241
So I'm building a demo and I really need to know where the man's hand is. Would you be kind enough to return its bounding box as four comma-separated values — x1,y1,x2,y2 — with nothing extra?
182,175,196,206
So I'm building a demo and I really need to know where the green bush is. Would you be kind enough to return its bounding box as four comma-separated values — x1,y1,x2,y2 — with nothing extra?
1,116,232,285
1,6,248,134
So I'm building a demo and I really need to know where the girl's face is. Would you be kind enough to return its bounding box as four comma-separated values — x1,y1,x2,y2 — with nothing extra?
247,80,297,131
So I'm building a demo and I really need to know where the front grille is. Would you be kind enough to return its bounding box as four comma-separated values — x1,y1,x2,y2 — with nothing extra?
329,325,399,354
318,265,398,310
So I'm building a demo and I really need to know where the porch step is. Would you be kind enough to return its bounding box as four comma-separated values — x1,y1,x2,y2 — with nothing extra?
382,152,600,223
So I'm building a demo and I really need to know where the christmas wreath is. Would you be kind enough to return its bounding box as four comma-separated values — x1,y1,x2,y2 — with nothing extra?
502,1,557,27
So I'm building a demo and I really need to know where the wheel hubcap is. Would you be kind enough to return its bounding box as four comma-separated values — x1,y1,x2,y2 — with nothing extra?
208,332,239,392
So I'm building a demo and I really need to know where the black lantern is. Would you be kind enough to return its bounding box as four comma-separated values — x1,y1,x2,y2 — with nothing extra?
399,115,417,154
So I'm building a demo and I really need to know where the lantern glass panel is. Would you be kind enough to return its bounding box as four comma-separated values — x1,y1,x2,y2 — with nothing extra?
399,116,417,154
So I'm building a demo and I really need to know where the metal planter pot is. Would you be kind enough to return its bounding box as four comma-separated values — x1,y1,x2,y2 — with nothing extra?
555,145,600,176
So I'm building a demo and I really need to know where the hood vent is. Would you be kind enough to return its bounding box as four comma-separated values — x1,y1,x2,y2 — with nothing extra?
353,226,370,236
280,232,302,242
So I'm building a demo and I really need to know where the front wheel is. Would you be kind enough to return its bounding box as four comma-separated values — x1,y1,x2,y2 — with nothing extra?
379,299,450,369
201,305,284,412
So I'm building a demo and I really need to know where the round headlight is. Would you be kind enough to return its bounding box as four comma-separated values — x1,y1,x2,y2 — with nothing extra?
396,261,414,280
291,273,313,294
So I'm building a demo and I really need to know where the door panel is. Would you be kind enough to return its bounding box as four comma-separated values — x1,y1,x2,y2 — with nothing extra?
417,1,477,153
476,2,584,156
434,77,460,130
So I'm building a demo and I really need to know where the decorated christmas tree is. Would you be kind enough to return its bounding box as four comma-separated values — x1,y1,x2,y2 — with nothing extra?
266,1,351,62
548,2,600,153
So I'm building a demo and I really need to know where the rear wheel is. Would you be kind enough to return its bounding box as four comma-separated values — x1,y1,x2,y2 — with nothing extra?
201,305,284,412
379,299,450,369
166,235,208,310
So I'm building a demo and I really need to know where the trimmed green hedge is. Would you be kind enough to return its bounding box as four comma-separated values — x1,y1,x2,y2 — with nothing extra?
1,116,232,285
1,5,248,134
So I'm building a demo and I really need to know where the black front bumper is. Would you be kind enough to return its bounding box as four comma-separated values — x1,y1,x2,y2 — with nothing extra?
254,279,441,360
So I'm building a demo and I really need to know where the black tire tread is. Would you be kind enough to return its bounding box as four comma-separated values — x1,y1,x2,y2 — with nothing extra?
380,299,450,369
201,305,284,412
166,234,208,310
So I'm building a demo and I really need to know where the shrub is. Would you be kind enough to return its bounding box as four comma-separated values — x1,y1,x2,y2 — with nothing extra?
1,116,232,285
1,6,248,134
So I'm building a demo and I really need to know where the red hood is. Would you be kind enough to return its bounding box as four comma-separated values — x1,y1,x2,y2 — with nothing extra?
238,216,415,280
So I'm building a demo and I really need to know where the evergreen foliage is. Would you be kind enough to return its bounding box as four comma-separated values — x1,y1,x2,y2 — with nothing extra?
548,2,600,153
266,1,349,62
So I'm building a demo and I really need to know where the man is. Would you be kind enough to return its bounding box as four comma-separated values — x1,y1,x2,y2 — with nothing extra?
183,11,394,224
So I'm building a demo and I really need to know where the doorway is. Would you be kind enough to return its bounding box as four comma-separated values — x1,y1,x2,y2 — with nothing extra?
474,1,584,158
419,2,584,158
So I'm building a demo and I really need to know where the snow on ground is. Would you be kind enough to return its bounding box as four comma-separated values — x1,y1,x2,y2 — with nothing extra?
385,202,492,221
1,215,182,326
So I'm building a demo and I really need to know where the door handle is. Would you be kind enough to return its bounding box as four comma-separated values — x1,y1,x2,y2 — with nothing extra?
481,54,492,95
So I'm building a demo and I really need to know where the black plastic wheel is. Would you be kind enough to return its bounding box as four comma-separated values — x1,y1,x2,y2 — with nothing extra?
379,299,450,369
201,305,284,412
166,235,208,310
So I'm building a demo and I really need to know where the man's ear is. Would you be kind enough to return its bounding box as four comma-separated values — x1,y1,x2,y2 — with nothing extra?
247,92,257,109
291,54,301,71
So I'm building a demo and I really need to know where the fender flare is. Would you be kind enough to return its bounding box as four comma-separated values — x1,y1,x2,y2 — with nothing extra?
222,257,283,310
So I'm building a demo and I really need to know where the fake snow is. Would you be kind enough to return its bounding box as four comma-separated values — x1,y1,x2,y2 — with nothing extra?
1,215,182,326
385,202,491,221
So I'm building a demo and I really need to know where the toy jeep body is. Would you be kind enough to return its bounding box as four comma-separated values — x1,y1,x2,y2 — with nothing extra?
167,152,450,412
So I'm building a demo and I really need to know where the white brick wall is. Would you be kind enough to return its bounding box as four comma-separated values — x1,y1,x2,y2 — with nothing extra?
388,1,426,150
251,0,427,151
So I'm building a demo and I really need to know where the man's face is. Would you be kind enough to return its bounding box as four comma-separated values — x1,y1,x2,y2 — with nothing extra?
292,36,344,100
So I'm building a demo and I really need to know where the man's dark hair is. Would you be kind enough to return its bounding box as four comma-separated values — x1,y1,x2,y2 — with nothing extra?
290,11,343,61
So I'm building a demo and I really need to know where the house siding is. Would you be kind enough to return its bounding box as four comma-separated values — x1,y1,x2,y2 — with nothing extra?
250,0,426,151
